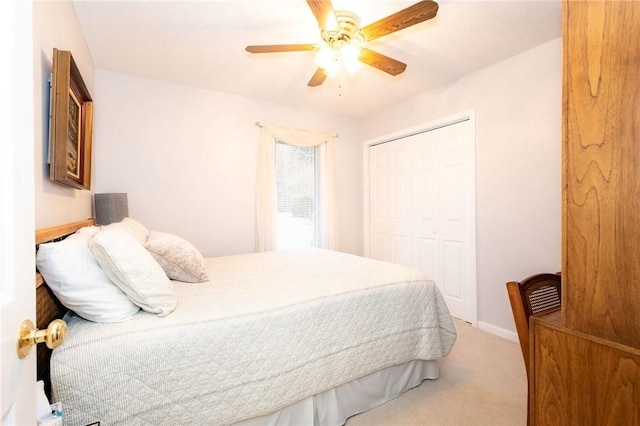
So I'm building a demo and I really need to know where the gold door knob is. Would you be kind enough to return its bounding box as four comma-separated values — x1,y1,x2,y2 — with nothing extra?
17,319,67,359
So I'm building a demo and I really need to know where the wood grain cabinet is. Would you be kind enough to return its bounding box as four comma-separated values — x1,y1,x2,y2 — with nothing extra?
529,1,640,424
530,319,640,424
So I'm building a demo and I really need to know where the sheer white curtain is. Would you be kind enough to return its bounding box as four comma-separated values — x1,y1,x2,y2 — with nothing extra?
256,123,338,252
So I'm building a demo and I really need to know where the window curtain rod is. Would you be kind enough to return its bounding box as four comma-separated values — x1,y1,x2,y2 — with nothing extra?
254,121,339,138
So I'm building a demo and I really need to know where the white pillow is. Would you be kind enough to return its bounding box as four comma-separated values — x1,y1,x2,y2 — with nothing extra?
36,226,140,323
76,224,100,237
102,217,149,243
144,231,209,283
89,229,176,316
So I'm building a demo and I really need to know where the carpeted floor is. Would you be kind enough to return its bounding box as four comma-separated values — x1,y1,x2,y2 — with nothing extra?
346,319,527,426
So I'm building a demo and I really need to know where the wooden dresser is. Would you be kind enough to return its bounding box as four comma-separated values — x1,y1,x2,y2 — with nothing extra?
529,1,640,424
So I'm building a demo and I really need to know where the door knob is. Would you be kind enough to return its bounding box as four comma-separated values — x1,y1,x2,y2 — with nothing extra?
17,319,67,359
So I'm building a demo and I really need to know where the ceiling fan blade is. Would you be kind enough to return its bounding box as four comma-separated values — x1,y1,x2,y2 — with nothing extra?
306,0,338,30
308,68,327,87
359,48,407,76
246,44,316,53
361,0,438,42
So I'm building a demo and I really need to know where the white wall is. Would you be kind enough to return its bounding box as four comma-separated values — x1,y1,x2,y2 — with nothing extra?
33,1,95,228
92,71,362,257
357,38,563,337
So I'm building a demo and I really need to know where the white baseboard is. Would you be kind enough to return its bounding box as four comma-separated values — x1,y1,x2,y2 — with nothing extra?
477,321,519,342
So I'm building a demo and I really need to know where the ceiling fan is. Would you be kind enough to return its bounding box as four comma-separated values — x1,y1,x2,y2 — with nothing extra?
245,0,439,87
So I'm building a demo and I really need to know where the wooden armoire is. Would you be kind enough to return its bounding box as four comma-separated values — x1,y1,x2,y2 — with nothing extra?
529,1,640,424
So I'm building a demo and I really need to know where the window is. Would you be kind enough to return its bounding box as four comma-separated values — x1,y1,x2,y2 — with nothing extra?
275,141,318,249
255,124,337,252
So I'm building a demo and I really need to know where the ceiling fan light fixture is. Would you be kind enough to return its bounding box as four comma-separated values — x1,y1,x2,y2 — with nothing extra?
315,45,333,67
324,60,340,78
340,44,362,74
315,44,340,77
315,40,362,77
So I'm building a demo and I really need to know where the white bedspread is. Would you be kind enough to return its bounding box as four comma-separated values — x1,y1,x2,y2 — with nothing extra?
51,249,456,425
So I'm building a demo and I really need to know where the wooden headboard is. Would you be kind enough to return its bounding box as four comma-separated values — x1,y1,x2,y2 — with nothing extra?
35,218,95,395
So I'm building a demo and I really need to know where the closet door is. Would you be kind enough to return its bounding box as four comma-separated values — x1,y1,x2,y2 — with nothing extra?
369,137,413,266
368,120,476,323
413,121,475,322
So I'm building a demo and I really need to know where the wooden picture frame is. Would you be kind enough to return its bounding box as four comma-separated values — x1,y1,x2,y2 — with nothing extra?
49,48,93,190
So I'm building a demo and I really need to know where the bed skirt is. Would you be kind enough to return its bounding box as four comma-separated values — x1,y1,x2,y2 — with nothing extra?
233,359,439,426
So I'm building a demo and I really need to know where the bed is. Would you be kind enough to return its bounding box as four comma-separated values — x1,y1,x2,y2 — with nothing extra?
35,218,456,426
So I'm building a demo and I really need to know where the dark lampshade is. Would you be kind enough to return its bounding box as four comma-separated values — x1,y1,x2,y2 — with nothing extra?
94,193,129,225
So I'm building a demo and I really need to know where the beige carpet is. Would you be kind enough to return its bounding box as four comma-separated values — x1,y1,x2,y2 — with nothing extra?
346,319,527,426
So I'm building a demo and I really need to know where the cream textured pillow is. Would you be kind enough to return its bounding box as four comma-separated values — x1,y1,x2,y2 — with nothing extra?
102,217,149,243
144,230,209,283
89,229,177,317
36,226,140,322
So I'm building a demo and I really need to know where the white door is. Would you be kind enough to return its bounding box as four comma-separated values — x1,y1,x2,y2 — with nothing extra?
369,138,413,266
369,142,393,262
412,121,476,323
367,118,477,325
1,1,37,424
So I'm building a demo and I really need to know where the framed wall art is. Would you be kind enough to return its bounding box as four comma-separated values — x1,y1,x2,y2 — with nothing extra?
49,48,93,190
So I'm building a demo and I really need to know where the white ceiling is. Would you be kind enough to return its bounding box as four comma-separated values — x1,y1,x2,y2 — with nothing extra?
73,0,562,118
